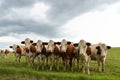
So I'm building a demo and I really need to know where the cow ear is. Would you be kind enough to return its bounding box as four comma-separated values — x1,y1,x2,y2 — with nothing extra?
43,42,48,45
73,43,78,47
67,41,71,45
54,42,61,45
9,46,13,48
96,46,100,49
30,40,33,43
17,45,20,48
86,42,91,46
107,46,111,49
32,43,36,46
21,41,25,44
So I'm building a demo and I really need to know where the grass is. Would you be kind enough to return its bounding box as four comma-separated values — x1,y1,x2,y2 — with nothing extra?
0,47,120,80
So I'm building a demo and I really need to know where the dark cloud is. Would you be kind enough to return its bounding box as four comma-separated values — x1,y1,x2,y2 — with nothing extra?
0,18,58,38
0,0,119,38
44,0,119,24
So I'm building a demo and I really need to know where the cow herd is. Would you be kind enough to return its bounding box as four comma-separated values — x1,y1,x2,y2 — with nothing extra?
1,38,111,74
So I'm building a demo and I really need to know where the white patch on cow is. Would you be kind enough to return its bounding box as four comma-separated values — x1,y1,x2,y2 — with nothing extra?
36,40,43,53
61,39,67,53
78,39,87,56
47,40,54,52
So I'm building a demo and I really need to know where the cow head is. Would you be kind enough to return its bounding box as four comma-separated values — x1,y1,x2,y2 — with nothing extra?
78,39,91,56
5,49,10,55
60,39,68,53
9,44,19,53
21,38,33,49
47,40,55,53
96,43,111,57
36,40,43,53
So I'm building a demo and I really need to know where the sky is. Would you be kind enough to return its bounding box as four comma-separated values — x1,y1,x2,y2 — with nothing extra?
0,0,120,49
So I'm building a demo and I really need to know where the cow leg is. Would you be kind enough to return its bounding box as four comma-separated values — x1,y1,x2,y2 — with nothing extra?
41,55,45,70
18,55,21,62
77,57,80,70
80,58,85,73
56,56,60,71
36,55,41,70
70,58,73,71
27,54,31,67
63,60,67,71
49,54,54,71
86,56,91,75
102,60,105,71
15,54,19,62
4,55,7,59
31,53,37,66
25,55,28,64
97,59,101,72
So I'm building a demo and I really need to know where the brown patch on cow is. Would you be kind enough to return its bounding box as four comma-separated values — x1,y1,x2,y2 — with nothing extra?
5,49,10,55
66,44,74,59
96,46,101,55
30,44,36,53
54,45,60,55
16,46,22,55
42,45,46,54
86,46,91,56
32,43,36,46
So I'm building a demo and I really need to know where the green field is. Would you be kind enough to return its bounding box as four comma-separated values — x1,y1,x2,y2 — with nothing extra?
0,47,120,80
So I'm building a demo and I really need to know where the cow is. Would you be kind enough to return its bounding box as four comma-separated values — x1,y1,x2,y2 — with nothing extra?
4,49,10,59
73,43,79,68
0,49,4,58
90,43,111,72
21,38,36,66
31,40,48,70
60,39,75,71
77,39,91,74
9,44,28,62
46,40,61,71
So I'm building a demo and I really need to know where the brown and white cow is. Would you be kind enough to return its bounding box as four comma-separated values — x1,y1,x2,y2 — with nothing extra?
60,39,75,71
90,43,111,72
46,40,61,71
9,44,28,62
4,49,10,59
31,40,48,70
21,38,36,66
0,49,4,58
77,39,91,74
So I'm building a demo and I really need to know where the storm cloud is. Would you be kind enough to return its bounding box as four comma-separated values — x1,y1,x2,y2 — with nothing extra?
0,0,119,38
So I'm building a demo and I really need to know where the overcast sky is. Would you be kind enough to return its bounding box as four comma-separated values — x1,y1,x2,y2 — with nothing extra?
0,0,120,49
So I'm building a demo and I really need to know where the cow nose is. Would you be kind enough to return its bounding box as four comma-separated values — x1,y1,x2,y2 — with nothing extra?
47,50,51,52
101,55,105,58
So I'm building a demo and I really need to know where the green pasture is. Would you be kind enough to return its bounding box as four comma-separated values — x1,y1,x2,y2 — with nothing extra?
0,47,120,80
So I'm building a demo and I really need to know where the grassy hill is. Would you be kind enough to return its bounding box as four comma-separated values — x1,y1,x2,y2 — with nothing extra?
0,47,120,80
